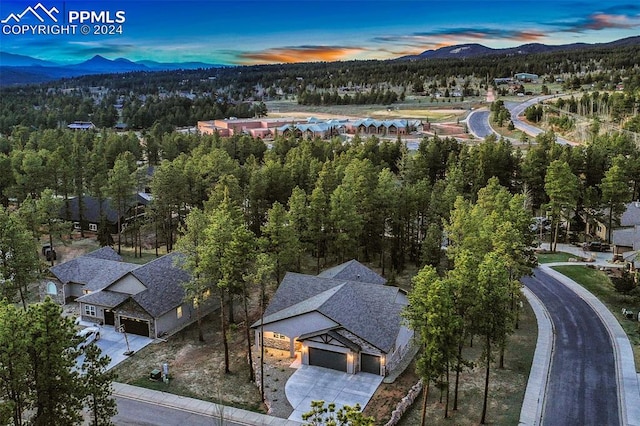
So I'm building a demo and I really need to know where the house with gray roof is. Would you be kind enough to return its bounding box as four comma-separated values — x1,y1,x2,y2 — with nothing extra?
47,246,137,303
62,193,152,234
49,248,201,338
603,201,640,254
251,260,413,376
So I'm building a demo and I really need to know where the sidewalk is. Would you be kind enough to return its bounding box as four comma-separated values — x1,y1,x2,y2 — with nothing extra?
112,382,302,426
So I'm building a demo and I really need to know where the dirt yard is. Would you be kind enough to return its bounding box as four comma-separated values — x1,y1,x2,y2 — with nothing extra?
48,239,536,424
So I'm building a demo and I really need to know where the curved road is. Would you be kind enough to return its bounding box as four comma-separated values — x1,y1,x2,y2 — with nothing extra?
466,95,575,145
467,109,498,139
522,268,619,425
506,96,574,145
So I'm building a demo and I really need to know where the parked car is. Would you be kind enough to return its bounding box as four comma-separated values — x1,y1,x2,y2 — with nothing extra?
41,244,56,261
76,326,100,350
582,241,610,252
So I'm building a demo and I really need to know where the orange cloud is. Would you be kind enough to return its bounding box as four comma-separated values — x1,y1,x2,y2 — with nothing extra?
584,13,638,30
237,46,366,64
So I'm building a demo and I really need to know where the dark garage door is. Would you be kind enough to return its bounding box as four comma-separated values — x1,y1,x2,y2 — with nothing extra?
120,316,150,337
361,353,381,374
309,347,347,372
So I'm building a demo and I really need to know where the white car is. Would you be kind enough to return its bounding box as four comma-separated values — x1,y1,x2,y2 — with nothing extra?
76,326,101,350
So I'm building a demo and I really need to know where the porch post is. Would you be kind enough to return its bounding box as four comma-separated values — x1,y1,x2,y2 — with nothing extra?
290,337,295,358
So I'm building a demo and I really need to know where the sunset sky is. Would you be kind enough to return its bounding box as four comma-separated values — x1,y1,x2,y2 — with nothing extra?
1,0,639,65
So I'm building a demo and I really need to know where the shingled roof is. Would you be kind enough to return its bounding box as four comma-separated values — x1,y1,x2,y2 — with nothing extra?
55,249,190,319
317,259,386,285
255,261,404,353
50,248,137,292
130,252,190,317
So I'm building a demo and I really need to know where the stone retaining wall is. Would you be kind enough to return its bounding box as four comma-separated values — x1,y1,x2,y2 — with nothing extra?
383,380,423,426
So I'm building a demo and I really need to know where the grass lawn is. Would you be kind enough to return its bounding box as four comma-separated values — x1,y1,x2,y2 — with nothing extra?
536,252,576,264
551,265,640,370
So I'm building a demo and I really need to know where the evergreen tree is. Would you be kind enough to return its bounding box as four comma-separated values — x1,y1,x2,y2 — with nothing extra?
27,299,84,425
261,202,299,282
81,344,118,426
599,156,631,243
0,207,40,308
105,155,135,254
0,303,30,426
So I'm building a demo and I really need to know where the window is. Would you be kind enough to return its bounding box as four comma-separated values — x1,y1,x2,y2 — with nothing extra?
84,304,96,316
83,289,92,295
73,222,81,230
46,281,57,295
273,333,287,340
176,306,183,319
89,223,98,232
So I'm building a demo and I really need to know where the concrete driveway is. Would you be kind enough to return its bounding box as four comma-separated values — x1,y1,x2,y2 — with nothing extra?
285,365,383,422
76,323,153,370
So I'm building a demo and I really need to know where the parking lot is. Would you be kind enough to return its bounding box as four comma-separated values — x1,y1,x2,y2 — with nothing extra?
76,322,153,370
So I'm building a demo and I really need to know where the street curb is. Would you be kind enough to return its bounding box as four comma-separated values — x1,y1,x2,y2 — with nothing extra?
540,265,640,426
112,382,303,426
519,286,554,426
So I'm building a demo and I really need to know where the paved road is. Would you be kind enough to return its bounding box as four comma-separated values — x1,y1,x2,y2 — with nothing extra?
506,96,574,145
522,268,619,425
113,396,243,426
466,109,497,139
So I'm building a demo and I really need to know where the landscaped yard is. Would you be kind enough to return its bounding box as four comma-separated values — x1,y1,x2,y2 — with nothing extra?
536,251,578,264
551,265,640,369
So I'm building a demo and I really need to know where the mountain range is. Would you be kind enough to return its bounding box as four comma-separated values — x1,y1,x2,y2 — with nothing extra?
1,36,639,86
0,53,224,86
398,35,640,60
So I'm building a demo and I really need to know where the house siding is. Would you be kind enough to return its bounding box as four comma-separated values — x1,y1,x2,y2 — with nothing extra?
256,312,337,356
262,312,337,338
65,282,86,301
155,302,195,337
41,279,65,304
109,275,146,294
79,302,106,324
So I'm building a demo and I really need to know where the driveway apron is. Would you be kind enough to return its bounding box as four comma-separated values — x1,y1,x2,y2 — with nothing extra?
285,365,383,422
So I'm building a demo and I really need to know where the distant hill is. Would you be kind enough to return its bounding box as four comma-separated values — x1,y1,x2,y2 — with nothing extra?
0,54,223,86
70,55,149,73
397,35,640,61
0,52,57,67
137,60,222,71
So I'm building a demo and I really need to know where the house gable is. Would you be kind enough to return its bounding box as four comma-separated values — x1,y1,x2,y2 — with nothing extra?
106,274,146,295
260,311,337,338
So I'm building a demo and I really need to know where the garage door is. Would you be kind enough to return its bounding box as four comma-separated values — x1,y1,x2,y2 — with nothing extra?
361,353,381,374
120,316,150,337
309,347,347,372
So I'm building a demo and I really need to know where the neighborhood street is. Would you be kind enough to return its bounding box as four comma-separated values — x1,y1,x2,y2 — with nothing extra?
522,268,619,425
113,396,241,426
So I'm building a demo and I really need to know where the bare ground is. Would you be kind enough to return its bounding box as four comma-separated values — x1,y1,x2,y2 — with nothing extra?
48,239,536,424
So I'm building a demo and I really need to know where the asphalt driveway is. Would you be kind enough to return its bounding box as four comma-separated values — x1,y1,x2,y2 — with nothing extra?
285,365,383,422
76,323,153,370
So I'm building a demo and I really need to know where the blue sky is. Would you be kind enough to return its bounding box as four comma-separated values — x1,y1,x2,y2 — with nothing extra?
1,1,639,65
